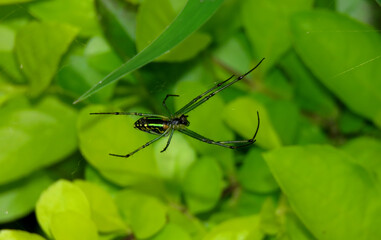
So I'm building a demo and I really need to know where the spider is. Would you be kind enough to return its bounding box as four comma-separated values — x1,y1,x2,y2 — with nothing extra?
90,58,264,158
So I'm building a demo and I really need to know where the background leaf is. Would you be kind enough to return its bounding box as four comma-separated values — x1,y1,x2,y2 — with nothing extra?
0,171,52,223
15,22,78,95
0,97,77,184
264,145,381,240
291,10,381,125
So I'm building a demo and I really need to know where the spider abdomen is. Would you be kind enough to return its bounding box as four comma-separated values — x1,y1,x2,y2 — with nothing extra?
134,117,170,135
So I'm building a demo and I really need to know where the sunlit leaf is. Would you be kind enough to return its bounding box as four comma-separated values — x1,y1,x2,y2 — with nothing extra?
0,230,46,240
50,211,98,240
36,180,91,238
74,180,127,233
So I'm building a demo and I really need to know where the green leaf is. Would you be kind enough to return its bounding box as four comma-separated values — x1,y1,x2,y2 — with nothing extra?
263,68,294,101
29,0,99,36
182,157,224,214
341,137,381,180
115,189,167,239
137,0,211,62
0,0,35,4
95,0,137,60
15,22,78,95
154,132,196,182
74,180,127,233
0,230,46,240
338,110,365,134
242,0,313,71
212,33,253,74
263,98,301,145
203,215,263,240
56,55,114,103
0,24,24,83
291,10,381,125
36,180,92,238
294,117,328,145
0,97,77,184
280,50,338,118
149,223,191,240
263,145,381,240
238,148,278,194
84,36,123,73
74,0,224,103
167,208,206,239
223,97,281,149
50,211,98,240
77,105,159,186
0,171,52,223
285,213,316,240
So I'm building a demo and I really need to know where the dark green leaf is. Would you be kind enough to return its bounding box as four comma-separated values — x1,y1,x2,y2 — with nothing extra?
95,0,137,60
56,55,114,103
238,148,278,193
74,0,224,103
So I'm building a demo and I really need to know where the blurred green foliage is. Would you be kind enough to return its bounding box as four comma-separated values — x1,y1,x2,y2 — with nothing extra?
0,0,381,239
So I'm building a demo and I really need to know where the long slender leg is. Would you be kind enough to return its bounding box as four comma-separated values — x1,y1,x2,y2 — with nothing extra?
179,111,260,149
109,129,170,158
160,128,175,152
175,74,235,115
179,58,265,115
162,94,179,116
90,112,166,118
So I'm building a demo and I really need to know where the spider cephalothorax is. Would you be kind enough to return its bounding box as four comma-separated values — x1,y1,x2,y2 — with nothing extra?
90,58,264,158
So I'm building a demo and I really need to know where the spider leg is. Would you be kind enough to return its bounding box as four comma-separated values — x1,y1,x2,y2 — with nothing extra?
179,111,260,149
109,129,170,158
174,74,235,116
160,128,175,152
162,94,179,116
177,58,265,115
90,112,166,118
